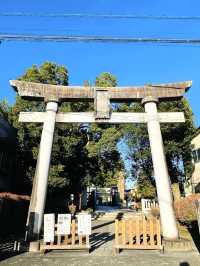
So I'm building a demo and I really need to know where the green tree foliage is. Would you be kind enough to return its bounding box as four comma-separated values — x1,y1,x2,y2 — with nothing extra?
85,72,123,187
159,98,196,181
0,99,10,119
136,173,156,199
95,72,117,87
7,61,196,200
8,63,123,195
19,62,68,85
122,98,196,198
8,62,69,193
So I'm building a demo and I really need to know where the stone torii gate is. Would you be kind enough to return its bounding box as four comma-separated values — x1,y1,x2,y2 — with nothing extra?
10,79,192,243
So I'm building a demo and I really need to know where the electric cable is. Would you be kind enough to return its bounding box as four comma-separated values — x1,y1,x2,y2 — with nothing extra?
1,34,200,45
1,12,200,21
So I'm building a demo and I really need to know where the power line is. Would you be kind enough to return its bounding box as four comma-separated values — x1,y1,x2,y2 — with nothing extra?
1,12,200,21
1,34,200,45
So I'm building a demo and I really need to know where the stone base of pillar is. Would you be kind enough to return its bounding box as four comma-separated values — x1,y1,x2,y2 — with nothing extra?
29,241,40,252
163,238,196,251
25,211,39,242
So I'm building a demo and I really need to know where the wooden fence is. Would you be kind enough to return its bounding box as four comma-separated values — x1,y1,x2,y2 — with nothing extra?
141,198,158,213
40,219,90,252
114,216,162,253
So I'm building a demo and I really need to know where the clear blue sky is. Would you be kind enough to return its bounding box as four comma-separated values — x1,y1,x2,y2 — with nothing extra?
0,0,200,126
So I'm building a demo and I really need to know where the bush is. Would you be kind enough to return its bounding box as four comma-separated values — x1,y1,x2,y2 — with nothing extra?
174,194,200,223
151,207,160,218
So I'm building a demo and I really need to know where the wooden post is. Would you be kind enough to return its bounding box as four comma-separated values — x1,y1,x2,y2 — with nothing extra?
117,171,125,206
143,217,147,246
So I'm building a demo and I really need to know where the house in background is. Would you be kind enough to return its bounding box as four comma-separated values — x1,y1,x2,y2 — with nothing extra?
0,116,16,192
191,132,200,193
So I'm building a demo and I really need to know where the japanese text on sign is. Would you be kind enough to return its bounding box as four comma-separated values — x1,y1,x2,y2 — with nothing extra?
78,214,91,235
57,214,71,235
44,214,55,243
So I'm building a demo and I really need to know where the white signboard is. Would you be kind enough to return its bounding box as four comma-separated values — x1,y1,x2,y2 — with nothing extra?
57,214,71,235
44,214,55,243
78,214,91,235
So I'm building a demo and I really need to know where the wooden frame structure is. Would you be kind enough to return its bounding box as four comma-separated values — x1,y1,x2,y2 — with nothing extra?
40,219,90,252
114,216,162,253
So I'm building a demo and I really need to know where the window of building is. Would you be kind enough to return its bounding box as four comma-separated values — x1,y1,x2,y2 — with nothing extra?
192,150,197,163
192,148,200,163
197,149,200,162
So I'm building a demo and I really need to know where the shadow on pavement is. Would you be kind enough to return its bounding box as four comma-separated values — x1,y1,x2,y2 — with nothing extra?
187,221,200,253
92,220,114,230
0,240,26,262
0,233,30,262
90,232,114,252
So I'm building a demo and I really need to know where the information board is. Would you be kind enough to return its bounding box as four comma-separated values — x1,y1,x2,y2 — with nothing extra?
44,213,55,243
57,214,71,235
78,214,91,235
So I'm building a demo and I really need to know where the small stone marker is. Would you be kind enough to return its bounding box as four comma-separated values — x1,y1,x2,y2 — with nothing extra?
44,214,55,243
78,214,91,235
57,214,71,235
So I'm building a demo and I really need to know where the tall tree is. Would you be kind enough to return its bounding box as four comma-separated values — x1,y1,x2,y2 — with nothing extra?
8,61,72,194
122,98,196,199
8,64,124,198
85,72,123,187
95,72,117,87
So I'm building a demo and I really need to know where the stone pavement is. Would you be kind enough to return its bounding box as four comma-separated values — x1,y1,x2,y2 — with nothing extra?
90,219,115,254
0,250,200,266
0,218,200,265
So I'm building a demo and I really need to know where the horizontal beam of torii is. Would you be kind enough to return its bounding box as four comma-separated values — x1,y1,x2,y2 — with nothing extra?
10,80,192,101
11,79,191,121
19,111,185,123
10,79,192,247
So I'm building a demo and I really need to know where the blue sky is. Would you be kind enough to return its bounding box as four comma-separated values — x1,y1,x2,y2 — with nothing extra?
1,1,200,189
0,0,200,129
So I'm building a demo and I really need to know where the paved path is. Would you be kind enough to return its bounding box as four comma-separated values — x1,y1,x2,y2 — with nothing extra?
0,250,200,266
90,219,115,254
0,218,200,265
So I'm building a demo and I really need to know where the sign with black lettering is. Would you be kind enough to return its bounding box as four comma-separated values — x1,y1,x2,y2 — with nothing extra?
44,214,55,243
78,214,91,235
57,214,71,235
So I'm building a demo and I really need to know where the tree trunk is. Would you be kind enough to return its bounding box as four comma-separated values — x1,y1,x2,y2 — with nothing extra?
171,183,181,202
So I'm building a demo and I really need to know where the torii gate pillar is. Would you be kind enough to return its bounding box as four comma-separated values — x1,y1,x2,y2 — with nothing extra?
26,101,58,241
142,97,179,239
